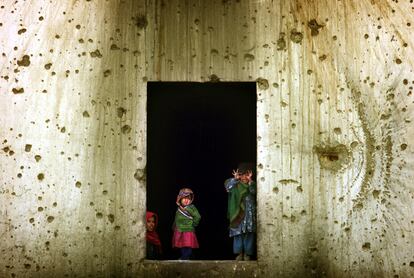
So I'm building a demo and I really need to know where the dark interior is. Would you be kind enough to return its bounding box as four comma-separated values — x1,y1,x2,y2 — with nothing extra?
147,82,256,260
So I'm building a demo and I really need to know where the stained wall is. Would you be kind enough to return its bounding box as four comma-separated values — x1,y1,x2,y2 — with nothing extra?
0,0,413,277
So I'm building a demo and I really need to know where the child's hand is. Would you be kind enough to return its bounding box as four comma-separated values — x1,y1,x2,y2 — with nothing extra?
246,170,253,183
232,169,241,180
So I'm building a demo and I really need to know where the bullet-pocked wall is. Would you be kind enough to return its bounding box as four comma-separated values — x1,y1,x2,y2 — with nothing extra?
0,0,413,277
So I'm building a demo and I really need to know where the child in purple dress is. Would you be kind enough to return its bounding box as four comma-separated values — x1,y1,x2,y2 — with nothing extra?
172,188,201,260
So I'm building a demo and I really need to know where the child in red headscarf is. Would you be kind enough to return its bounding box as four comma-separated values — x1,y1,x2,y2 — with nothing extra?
146,211,162,259
172,188,201,260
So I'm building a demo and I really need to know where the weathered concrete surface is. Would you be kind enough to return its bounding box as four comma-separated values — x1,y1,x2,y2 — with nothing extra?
0,0,413,277
142,261,260,278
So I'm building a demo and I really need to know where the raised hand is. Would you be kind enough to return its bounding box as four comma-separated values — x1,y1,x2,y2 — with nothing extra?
246,170,253,183
232,169,241,180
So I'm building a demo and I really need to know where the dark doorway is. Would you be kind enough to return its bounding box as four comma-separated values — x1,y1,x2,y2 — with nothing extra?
147,82,256,260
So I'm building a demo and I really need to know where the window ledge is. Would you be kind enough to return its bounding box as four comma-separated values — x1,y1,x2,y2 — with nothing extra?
142,260,260,277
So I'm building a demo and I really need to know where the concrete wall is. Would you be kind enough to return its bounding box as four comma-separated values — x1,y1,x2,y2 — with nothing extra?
0,0,413,277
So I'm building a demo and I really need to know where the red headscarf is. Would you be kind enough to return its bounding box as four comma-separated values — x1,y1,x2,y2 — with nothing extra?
146,211,162,248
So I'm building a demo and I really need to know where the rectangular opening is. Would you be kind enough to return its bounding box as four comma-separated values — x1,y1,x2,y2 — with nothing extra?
147,82,257,260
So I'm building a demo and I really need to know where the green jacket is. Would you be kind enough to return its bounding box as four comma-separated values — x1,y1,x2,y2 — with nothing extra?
174,205,201,232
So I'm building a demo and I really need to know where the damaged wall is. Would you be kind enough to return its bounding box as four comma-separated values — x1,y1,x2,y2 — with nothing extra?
0,0,413,277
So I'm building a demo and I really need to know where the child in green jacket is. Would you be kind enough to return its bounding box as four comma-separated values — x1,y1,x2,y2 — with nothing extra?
172,188,201,260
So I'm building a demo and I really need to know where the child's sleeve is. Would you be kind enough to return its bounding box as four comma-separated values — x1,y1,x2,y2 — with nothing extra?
186,205,201,227
224,178,238,192
249,181,257,195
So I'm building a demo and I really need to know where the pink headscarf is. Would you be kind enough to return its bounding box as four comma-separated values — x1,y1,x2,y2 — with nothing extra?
146,211,162,248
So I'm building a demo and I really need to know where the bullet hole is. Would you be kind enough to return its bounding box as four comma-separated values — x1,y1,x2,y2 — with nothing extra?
364,34,369,39
39,16,44,21
334,128,342,135
319,54,327,61
307,69,313,75
75,181,81,188
24,264,31,269
354,202,364,210
109,44,120,51
108,214,115,223
279,179,298,184
37,173,45,181
277,33,286,50
244,53,255,62
194,18,200,25
12,87,24,94
296,185,303,193
121,125,131,134
78,38,84,43
102,190,108,195
362,242,371,250
34,155,41,162
372,190,380,199
290,29,303,43
117,107,126,118
90,49,102,58
25,144,32,152
314,144,351,171
96,212,103,219
395,58,402,64
400,143,407,150
209,74,220,82
380,114,391,120
410,261,414,267
47,216,55,223
18,28,26,35
273,83,279,88
134,168,146,183
256,78,269,90
210,49,219,55
134,15,148,29
53,202,57,207
85,226,90,231
60,127,66,133
83,111,90,117
308,19,324,36
38,207,44,212
29,218,34,223
17,173,22,178
75,24,81,29
114,226,121,230
103,69,111,77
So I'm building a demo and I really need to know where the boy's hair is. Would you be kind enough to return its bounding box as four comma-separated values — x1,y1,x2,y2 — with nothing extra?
237,162,254,175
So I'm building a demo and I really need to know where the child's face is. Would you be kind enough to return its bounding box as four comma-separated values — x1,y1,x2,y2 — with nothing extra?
146,216,155,232
240,173,249,183
180,197,191,206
